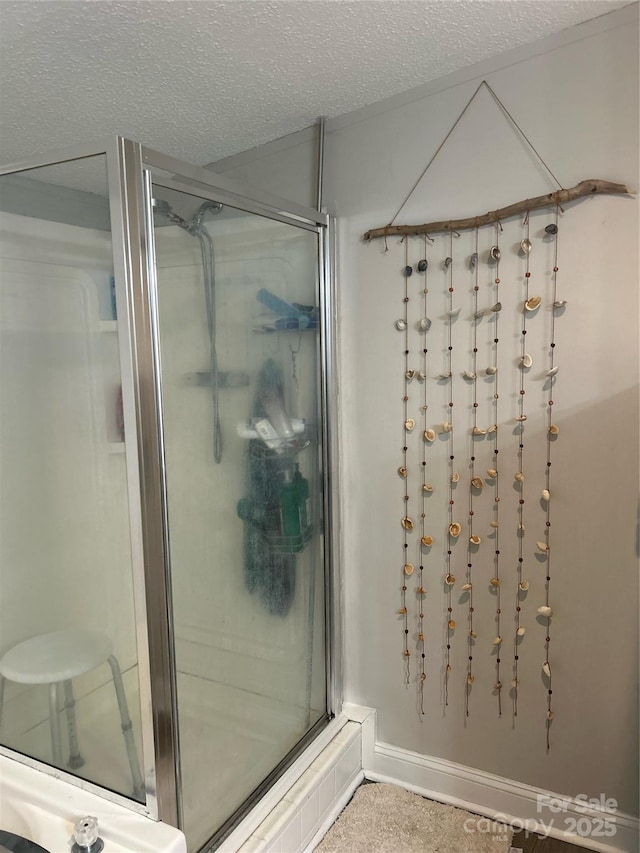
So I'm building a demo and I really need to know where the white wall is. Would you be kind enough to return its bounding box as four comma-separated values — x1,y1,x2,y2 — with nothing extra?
212,5,640,818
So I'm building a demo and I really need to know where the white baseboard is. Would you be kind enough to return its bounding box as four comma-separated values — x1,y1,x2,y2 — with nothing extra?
366,739,639,853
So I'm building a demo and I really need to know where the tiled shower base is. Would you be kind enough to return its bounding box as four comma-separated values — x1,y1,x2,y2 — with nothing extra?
230,720,363,853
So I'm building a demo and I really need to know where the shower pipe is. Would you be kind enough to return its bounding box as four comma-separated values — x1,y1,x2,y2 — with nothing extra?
152,198,224,463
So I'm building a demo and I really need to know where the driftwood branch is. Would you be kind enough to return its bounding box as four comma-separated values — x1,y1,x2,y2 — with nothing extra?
362,179,635,241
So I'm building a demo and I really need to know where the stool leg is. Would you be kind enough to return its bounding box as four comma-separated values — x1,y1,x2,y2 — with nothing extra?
107,655,145,800
63,680,84,769
48,682,62,766
0,675,5,728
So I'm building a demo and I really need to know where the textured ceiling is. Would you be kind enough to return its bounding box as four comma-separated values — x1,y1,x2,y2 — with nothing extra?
0,0,630,168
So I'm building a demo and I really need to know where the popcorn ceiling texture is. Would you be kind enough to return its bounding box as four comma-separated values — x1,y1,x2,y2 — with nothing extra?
0,0,629,166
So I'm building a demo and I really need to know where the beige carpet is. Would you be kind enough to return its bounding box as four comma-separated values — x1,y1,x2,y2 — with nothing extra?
315,783,513,853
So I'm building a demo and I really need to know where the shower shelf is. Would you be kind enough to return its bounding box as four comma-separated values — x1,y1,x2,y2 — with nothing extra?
99,320,118,333
253,325,318,334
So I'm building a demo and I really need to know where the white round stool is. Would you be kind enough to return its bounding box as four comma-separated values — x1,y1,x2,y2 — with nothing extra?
0,630,144,799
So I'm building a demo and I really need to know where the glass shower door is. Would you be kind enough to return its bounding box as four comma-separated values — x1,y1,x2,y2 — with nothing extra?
151,183,327,850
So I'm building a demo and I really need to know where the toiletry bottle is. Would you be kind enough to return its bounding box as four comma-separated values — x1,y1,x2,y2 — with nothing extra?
293,463,310,531
110,274,117,320
280,469,301,539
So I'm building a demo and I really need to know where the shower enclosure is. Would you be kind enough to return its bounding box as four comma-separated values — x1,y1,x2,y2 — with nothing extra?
0,137,338,852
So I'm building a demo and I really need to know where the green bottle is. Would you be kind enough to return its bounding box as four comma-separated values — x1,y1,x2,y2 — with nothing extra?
293,464,310,531
280,469,301,539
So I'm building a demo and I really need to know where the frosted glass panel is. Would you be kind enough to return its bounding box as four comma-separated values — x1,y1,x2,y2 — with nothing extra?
0,157,144,802
152,186,326,850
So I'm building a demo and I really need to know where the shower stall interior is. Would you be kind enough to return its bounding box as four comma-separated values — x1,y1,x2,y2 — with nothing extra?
0,138,337,853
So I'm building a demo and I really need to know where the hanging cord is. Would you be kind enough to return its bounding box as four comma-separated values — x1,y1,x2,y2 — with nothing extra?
388,81,565,228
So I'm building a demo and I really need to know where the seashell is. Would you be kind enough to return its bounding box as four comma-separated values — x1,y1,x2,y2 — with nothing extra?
553,300,567,309
520,238,532,255
487,469,498,479
417,370,426,381
446,307,461,319
416,587,426,595
521,353,533,368
469,252,478,269
449,522,462,537
538,605,553,618
424,429,436,442
515,471,524,482
469,630,478,639
547,710,554,721
462,370,476,380
536,540,549,552
518,522,525,531
489,245,501,262
405,369,415,379
398,466,408,478
517,626,526,636
548,424,559,435
444,256,452,268
494,681,502,690
395,319,407,331
404,563,415,576
490,521,500,528
422,483,434,493
544,223,558,235
417,259,428,272
490,577,500,587
546,365,559,377
471,477,483,490
472,426,487,435
403,649,411,657
404,265,413,277
493,636,502,645
467,674,474,684
490,302,502,313
446,663,452,672
485,365,498,376
405,418,415,431
515,414,527,422
519,580,530,591
438,372,452,381
474,308,487,320
542,661,552,677
440,421,453,433
487,424,498,434
451,471,460,483
469,534,481,545
419,317,432,332
398,607,407,614
525,296,542,311
445,574,456,585
462,582,472,591
511,678,520,687
401,517,414,531
541,489,550,501
448,619,456,629
421,535,433,546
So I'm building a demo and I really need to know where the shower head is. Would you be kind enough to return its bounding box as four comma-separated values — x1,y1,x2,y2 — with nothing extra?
152,197,191,231
152,198,172,215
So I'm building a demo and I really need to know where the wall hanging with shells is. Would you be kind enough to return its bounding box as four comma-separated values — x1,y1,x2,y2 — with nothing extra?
371,81,634,749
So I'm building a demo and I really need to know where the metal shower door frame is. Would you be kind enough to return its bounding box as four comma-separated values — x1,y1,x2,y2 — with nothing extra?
136,143,341,831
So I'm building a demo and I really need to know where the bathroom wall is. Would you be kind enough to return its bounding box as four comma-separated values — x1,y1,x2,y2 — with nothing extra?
211,4,640,818
0,208,143,794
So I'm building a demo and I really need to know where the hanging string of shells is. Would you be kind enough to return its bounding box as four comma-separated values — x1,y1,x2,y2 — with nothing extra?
389,210,565,745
